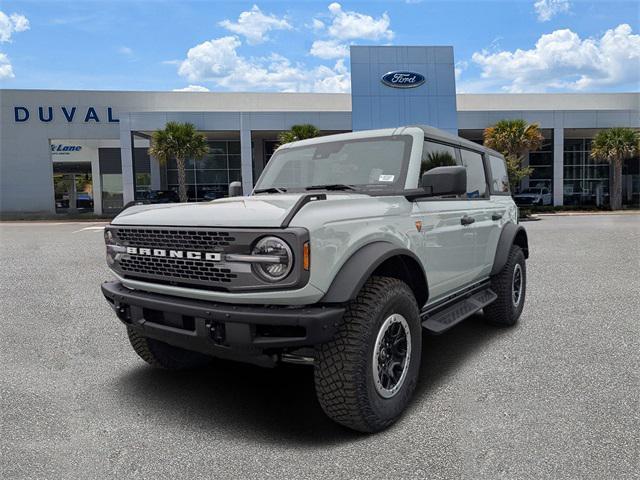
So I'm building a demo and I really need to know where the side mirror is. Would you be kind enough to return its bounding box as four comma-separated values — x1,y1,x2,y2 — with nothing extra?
420,166,467,197
228,181,243,197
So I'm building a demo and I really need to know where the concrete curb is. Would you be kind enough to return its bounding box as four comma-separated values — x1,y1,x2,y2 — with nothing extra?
534,211,640,217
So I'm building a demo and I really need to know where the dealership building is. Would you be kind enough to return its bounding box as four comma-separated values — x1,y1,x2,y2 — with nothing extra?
1,45,638,216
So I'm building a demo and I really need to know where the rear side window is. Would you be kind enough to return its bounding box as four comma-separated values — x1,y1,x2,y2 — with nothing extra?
421,142,459,171
488,155,510,194
460,149,487,198
419,141,459,187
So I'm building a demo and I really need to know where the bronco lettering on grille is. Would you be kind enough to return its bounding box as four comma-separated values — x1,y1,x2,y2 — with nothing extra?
125,247,221,262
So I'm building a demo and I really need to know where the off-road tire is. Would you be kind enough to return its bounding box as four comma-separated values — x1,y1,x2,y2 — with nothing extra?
484,245,526,326
126,327,212,370
314,276,422,433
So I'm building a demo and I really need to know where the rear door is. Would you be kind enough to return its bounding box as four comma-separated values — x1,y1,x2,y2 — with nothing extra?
458,148,497,280
480,153,512,276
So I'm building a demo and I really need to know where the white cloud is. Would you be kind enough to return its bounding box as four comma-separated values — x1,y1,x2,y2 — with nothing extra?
324,3,393,41
0,51,14,79
312,59,350,93
311,18,325,31
471,24,640,92
310,39,349,60
178,36,243,82
177,35,350,93
219,5,291,45
118,46,133,56
0,11,30,43
533,0,570,22
308,3,393,59
173,85,210,92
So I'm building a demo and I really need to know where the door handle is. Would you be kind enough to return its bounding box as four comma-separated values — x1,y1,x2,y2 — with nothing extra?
460,215,475,226
492,213,503,221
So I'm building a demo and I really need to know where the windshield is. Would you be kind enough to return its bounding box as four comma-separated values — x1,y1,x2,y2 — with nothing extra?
254,135,412,193
521,188,541,194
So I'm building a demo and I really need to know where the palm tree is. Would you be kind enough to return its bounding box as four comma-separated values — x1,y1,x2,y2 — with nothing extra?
148,122,209,203
590,127,640,210
421,151,457,174
483,119,544,190
278,124,320,145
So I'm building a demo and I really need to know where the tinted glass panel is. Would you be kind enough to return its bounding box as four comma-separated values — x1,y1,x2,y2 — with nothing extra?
209,142,227,155
229,170,242,182
488,155,509,193
460,149,487,198
197,170,229,184
419,141,459,186
563,137,610,206
228,141,241,155
201,155,227,169
228,154,241,169
167,170,196,184
164,140,243,201
530,166,553,180
256,136,412,192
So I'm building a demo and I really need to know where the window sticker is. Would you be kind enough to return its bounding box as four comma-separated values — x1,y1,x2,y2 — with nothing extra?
378,174,395,182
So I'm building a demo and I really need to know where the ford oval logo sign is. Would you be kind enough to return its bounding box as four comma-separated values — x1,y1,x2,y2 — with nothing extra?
381,71,426,89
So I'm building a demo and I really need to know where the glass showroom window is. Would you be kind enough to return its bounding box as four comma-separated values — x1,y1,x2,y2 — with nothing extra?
166,141,242,201
563,138,610,207
527,132,553,193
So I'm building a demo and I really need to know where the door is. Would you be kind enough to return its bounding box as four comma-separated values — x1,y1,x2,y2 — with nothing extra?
53,162,94,214
412,200,477,303
459,149,502,279
412,141,477,304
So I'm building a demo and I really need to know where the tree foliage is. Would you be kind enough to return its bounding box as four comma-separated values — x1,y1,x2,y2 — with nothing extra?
148,122,209,203
590,127,640,210
483,119,544,190
420,151,457,175
278,124,320,145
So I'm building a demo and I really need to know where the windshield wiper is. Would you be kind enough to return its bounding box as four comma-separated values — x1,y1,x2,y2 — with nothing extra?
254,186,288,194
306,184,356,191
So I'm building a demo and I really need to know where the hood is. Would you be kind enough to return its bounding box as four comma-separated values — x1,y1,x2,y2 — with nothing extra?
514,193,540,199
113,193,366,228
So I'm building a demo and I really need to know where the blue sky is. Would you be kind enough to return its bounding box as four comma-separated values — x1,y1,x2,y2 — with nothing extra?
0,0,638,93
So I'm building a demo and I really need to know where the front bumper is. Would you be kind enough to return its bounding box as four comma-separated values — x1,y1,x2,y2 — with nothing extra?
101,281,344,366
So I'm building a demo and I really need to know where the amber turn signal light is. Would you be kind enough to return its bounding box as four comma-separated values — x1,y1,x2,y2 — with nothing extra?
303,242,310,270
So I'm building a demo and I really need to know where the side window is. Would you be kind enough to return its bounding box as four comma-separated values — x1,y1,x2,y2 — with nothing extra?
460,149,487,198
419,141,459,186
488,154,510,194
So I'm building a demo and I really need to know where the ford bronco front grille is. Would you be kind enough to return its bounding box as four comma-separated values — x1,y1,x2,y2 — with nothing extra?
107,225,310,292
109,226,241,289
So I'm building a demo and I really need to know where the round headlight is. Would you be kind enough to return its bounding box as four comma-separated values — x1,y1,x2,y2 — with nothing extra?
251,236,293,282
104,229,114,245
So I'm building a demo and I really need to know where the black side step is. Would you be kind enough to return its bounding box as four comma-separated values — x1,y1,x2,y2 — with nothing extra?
421,288,497,334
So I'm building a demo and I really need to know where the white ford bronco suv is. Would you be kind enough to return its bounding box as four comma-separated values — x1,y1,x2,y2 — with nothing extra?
102,126,528,432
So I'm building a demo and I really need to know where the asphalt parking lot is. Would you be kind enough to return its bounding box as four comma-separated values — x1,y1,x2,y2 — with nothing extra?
1,214,639,479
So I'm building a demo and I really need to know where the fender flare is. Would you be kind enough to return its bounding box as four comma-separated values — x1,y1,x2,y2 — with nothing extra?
490,223,529,276
320,241,428,304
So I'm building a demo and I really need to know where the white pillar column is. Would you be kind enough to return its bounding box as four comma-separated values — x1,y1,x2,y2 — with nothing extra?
91,150,103,215
553,127,564,206
120,117,135,204
239,114,253,195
